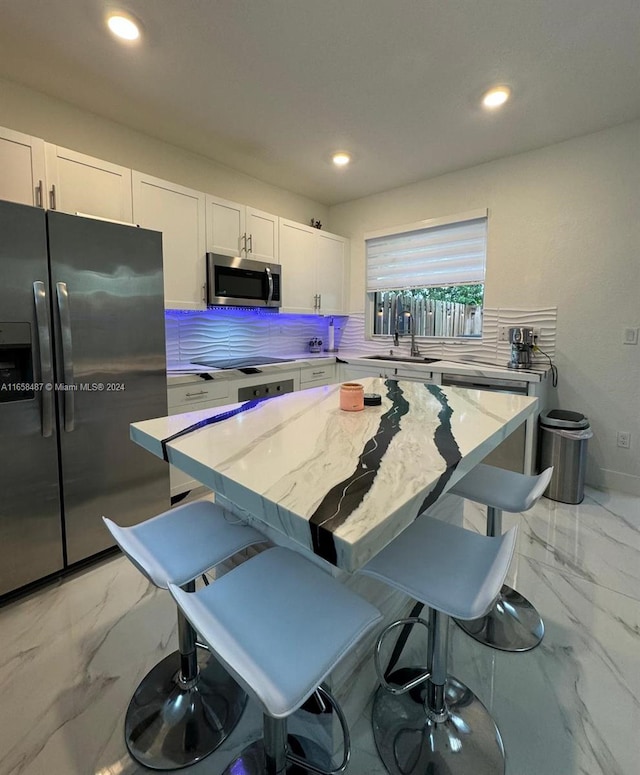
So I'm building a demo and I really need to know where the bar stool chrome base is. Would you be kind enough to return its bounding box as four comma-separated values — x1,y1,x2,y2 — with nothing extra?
221,736,331,775
454,583,545,652
371,668,505,775
125,647,247,770
448,465,554,653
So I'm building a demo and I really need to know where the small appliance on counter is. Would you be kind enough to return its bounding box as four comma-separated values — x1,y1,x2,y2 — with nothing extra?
308,337,323,353
508,326,534,369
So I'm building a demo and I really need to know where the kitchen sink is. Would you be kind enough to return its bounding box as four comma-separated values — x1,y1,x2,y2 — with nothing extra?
364,355,441,364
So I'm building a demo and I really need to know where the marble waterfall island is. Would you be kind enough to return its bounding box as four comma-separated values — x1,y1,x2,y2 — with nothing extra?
131,378,538,572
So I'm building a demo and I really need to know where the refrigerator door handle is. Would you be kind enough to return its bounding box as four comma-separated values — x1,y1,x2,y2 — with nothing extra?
33,281,54,438
56,281,75,432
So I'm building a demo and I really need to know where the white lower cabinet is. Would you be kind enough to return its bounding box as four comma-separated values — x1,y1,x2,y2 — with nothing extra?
0,127,46,207
300,363,337,388
339,362,433,383
133,172,207,309
339,363,393,381
167,379,230,497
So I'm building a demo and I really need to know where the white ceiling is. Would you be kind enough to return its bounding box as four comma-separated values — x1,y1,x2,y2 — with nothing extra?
0,0,638,206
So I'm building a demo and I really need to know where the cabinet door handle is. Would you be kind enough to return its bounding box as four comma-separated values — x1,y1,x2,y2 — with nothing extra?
185,390,207,397
240,233,246,254
202,283,206,303
36,180,44,208
49,184,57,210
317,293,321,311
247,233,253,253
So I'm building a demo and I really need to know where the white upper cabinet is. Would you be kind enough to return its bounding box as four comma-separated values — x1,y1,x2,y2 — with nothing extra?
0,127,46,207
279,219,317,313
205,195,245,256
45,145,133,222
245,206,279,262
206,195,279,262
0,123,346,315
279,219,348,314
133,171,207,310
315,230,347,315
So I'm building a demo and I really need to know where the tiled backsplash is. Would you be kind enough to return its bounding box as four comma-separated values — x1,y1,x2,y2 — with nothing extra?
165,309,348,364
165,307,555,366
340,307,557,365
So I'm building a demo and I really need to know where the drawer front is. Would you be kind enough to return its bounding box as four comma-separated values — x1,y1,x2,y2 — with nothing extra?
300,365,336,384
167,379,229,409
300,378,334,391
394,368,433,383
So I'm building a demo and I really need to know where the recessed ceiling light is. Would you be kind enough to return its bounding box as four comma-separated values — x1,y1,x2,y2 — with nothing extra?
107,13,140,41
482,86,511,109
332,152,351,167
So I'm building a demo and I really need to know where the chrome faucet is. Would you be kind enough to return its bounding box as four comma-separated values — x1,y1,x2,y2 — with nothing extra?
409,313,421,357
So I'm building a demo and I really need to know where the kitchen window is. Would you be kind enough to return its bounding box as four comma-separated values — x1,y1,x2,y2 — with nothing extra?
365,209,487,339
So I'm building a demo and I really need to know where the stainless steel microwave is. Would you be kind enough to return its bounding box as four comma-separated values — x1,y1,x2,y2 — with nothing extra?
206,253,282,308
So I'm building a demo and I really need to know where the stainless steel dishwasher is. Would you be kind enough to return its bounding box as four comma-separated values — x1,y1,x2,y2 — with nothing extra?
441,373,529,473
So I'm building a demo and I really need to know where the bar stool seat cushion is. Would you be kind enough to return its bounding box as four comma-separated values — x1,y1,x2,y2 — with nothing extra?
360,516,517,621
169,546,382,719
450,464,553,513
103,501,266,589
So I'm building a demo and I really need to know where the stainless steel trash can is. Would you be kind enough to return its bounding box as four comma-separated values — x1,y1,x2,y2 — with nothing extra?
538,410,592,504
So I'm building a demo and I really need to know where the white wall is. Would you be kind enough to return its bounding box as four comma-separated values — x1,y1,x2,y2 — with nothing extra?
328,121,640,495
0,76,329,225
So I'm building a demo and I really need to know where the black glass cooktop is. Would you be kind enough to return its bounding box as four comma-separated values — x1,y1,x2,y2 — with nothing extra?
191,356,295,370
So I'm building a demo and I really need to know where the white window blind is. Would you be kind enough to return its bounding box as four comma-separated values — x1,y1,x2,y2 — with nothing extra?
366,216,487,292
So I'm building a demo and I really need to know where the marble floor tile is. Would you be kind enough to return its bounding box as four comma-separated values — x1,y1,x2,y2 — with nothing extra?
0,486,638,775
462,486,640,602
449,554,640,775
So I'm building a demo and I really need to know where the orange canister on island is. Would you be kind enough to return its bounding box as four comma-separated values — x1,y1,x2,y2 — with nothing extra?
340,382,365,412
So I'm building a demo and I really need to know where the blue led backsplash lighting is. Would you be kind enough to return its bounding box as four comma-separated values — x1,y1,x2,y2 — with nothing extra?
165,308,348,366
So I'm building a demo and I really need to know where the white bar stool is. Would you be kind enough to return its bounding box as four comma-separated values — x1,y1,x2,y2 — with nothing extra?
449,464,553,652
103,500,267,770
359,515,518,775
169,545,382,775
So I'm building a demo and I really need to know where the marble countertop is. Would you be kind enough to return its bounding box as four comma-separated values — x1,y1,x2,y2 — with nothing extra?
132,378,538,571
166,350,546,385
166,353,336,384
340,353,546,382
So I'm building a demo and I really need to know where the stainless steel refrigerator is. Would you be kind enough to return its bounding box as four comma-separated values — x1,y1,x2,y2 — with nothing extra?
0,200,169,598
